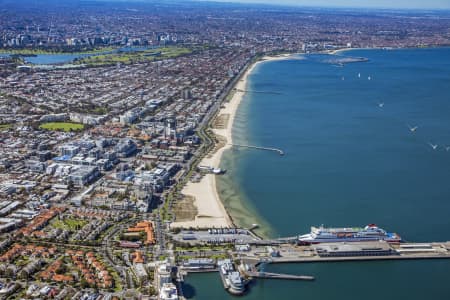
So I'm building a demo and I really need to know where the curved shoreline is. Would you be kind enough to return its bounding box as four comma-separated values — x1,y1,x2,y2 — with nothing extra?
171,54,292,229
171,47,428,230
171,48,394,230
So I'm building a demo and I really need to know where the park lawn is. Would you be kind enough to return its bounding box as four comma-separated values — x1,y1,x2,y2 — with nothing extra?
157,47,192,58
91,106,109,115
51,218,88,231
111,271,123,292
39,122,84,132
77,46,193,66
210,253,229,260
0,124,12,130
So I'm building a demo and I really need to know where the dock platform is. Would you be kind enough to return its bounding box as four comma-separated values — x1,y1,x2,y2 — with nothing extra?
269,253,450,264
246,241,450,265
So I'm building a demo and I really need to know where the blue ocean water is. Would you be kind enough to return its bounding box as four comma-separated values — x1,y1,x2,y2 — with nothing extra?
185,48,450,299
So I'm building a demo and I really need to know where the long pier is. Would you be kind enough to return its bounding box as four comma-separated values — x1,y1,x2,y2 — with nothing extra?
235,88,283,95
246,271,315,281
229,143,284,156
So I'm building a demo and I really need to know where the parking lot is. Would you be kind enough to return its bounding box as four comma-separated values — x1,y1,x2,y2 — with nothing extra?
172,229,260,244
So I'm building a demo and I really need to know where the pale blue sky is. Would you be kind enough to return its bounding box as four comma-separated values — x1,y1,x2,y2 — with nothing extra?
205,0,450,9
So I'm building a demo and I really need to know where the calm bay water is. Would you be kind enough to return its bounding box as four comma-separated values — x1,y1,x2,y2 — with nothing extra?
185,48,450,299
0,46,154,64
0,52,94,64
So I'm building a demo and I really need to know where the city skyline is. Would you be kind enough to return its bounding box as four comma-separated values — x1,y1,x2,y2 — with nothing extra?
197,0,450,9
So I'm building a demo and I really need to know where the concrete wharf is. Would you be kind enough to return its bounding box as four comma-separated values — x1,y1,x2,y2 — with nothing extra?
249,241,450,265
269,253,450,264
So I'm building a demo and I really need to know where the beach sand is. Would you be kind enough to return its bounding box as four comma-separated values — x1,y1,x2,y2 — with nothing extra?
171,54,292,229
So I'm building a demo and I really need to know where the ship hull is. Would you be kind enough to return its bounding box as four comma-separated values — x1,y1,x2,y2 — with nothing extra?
298,225,402,245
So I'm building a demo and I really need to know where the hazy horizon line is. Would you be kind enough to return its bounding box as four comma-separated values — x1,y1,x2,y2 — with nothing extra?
80,0,450,11
194,0,450,10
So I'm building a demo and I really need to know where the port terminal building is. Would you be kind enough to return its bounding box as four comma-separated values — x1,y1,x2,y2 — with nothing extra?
312,241,396,257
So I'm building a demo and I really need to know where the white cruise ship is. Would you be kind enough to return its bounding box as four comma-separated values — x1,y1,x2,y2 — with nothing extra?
299,224,402,244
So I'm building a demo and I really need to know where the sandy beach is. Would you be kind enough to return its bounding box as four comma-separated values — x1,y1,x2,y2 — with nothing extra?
171,54,292,229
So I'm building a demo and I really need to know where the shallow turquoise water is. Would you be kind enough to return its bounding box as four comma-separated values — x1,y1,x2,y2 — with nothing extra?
188,48,450,299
